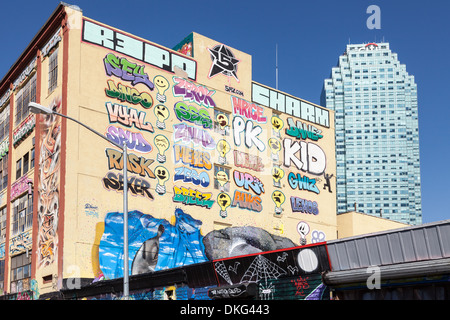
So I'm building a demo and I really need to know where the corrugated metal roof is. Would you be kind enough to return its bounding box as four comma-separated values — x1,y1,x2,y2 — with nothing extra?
326,219,450,272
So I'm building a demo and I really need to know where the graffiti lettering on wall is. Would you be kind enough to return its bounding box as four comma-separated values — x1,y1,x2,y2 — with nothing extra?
10,231,32,255
232,97,267,123
174,101,213,129
105,80,153,109
105,126,152,153
85,203,99,218
106,103,154,132
225,85,243,97
105,148,155,178
285,117,323,141
13,57,36,90
0,139,8,159
38,97,61,268
10,175,32,201
231,190,262,212
283,139,326,175
0,88,10,107
311,230,326,243
291,276,310,297
83,19,197,81
232,117,265,152
174,166,210,188
233,150,264,172
173,144,212,170
288,172,319,194
290,196,319,215
232,96,266,152
173,76,216,108
173,186,214,209
102,172,153,200
233,170,265,195
252,83,330,128
13,114,36,147
103,53,154,91
173,123,215,149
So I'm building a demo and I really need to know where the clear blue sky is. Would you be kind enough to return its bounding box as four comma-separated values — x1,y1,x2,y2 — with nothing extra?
1,0,448,224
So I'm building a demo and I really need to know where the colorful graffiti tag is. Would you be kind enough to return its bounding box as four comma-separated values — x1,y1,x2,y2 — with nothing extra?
173,186,214,209
37,97,62,267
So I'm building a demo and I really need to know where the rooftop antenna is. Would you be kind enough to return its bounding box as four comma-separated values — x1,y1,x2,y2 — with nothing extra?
276,43,279,90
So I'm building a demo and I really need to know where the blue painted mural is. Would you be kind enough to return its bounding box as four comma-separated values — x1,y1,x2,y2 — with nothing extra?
99,208,207,279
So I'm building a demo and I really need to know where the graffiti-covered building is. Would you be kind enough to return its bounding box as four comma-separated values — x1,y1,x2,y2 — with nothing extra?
0,3,402,300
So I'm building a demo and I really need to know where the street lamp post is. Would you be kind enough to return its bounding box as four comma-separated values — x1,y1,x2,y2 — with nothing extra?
28,102,130,299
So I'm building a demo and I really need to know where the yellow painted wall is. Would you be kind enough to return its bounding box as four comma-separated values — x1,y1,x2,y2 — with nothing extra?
57,12,337,282
337,211,409,239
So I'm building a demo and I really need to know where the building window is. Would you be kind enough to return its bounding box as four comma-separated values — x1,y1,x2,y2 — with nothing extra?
48,48,59,93
0,260,4,293
214,164,230,192
0,154,7,190
0,206,6,242
15,73,36,125
30,148,35,169
12,193,33,235
15,151,33,181
0,105,10,142
214,109,230,136
23,152,29,176
10,252,31,293
26,192,33,230
16,158,22,180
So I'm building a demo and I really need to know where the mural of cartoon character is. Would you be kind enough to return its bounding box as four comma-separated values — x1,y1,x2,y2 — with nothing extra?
154,104,170,129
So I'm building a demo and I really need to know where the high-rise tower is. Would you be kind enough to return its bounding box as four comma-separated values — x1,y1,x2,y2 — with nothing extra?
321,43,422,225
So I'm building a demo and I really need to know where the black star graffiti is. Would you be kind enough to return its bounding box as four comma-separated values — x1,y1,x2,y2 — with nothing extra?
208,44,240,81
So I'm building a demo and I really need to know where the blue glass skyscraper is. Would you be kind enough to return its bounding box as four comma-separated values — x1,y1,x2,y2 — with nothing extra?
321,43,422,225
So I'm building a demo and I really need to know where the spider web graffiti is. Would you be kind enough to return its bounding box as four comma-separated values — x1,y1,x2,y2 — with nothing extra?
259,281,275,300
241,255,287,283
215,261,233,285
